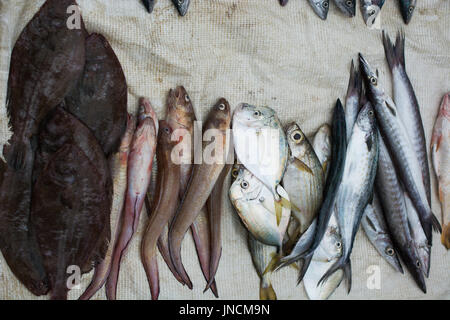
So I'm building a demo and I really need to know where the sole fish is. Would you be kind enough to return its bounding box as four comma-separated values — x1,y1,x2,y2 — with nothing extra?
431,93,450,249
106,98,158,300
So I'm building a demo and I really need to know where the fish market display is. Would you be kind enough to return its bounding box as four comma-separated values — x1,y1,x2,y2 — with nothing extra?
248,234,278,300
65,33,128,156
80,115,137,300
432,93,450,249
4,0,85,170
333,0,356,17
361,194,403,273
141,121,180,300
308,0,330,20
168,99,231,288
398,0,417,24
283,123,324,244
230,167,291,248
107,98,158,299
361,0,385,27
360,54,441,245
312,124,332,178
172,0,190,16
345,61,362,142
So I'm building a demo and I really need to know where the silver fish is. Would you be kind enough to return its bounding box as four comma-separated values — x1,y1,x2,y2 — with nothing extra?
361,0,385,27
248,234,278,300
361,193,403,273
376,134,426,293
345,60,362,142
283,123,324,241
360,53,441,244
172,0,190,16
398,0,417,24
319,101,379,292
333,0,356,17
308,0,330,20
313,124,332,178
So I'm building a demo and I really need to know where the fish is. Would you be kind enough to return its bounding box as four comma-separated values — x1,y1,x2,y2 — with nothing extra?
65,33,128,156
333,0,356,17
31,143,111,300
360,53,441,244
168,98,231,288
312,124,332,178
248,234,278,300
431,93,450,249
229,167,291,248
376,134,426,293
142,0,156,13
172,0,190,16
361,193,403,273
205,164,232,293
141,121,180,300
361,0,385,27
282,123,324,246
307,0,330,20
278,100,347,272
319,102,379,292
232,104,288,203
79,114,136,300
106,98,158,300
303,213,343,300
279,0,289,6
5,0,86,170
345,60,362,142
398,0,417,24
382,31,431,207
158,86,197,286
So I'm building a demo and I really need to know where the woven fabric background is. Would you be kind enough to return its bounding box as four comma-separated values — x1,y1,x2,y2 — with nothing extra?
0,0,448,300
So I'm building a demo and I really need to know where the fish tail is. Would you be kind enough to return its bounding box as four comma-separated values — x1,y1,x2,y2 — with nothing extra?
4,136,29,170
168,231,193,289
78,260,110,300
349,59,362,96
206,279,219,298
441,223,450,250
318,256,352,294
262,254,281,276
297,255,313,285
432,213,442,234
157,235,186,285
260,278,277,300
382,30,405,71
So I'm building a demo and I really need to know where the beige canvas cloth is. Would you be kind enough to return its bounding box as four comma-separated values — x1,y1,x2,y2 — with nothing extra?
0,0,448,300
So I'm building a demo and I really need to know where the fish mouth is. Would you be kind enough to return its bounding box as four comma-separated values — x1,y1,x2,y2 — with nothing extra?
363,6,380,27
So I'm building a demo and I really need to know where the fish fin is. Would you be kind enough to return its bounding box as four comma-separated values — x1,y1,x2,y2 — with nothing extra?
382,30,402,70
260,279,277,300
296,255,313,285
263,254,280,276
365,134,373,152
441,223,450,250
293,158,313,175
384,96,397,116
394,30,406,68
432,213,442,234
5,137,29,170
348,60,362,97
318,256,351,293
322,160,328,175
275,200,282,225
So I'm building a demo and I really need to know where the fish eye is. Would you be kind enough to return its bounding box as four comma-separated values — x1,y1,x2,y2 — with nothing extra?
218,103,226,111
346,0,352,6
385,247,394,256
291,130,303,143
416,260,421,268
369,9,375,16
368,110,374,117
336,241,341,248
322,1,329,8
241,180,249,189
231,169,239,178
408,6,414,13
164,127,170,134
178,0,183,4
253,110,261,117
370,76,377,85
184,95,190,102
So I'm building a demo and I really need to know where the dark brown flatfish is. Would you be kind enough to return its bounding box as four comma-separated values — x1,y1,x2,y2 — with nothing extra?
65,33,128,156
0,146,48,296
6,0,86,169
32,143,111,300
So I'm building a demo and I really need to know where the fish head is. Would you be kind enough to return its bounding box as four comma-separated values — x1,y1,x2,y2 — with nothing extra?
359,54,385,107
285,122,309,159
416,243,430,277
231,163,243,183
233,104,276,128
337,0,356,17
403,242,427,293
173,0,190,16
356,101,377,136
205,98,231,132
361,3,381,27
158,119,176,147
399,0,417,24
138,97,159,133
230,168,263,202
166,86,196,128
309,0,329,20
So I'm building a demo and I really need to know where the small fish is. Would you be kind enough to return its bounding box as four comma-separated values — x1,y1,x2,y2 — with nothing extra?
308,0,330,20
361,0,385,27
279,0,289,6
376,135,426,293
398,0,417,24
333,0,356,17
361,193,403,273
382,31,431,207
229,167,291,248
360,53,441,244
142,0,156,13
345,60,362,142
303,213,343,300
79,114,137,300
172,0,190,16
232,104,288,202
431,93,450,249
319,102,379,292
283,123,324,244
248,234,278,300
168,99,231,288
106,98,158,300
141,121,180,300
312,124,332,178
